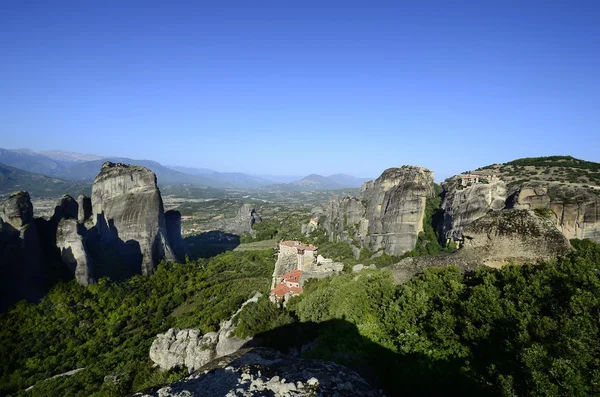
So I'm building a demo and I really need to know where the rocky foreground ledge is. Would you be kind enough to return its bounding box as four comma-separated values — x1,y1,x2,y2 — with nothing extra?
135,347,386,397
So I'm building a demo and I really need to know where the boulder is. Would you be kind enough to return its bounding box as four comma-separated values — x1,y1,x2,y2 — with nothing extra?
136,347,386,397
323,166,434,256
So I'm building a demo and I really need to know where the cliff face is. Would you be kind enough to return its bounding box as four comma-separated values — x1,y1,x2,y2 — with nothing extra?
390,209,572,283
91,162,182,275
441,179,507,241
56,219,95,286
507,184,600,243
323,166,434,256
0,191,44,310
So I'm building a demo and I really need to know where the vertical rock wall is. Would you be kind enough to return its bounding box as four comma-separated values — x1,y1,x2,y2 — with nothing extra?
323,166,435,256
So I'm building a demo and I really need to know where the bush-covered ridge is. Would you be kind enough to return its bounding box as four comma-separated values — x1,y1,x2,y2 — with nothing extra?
236,239,600,396
506,155,600,170
0,250,275,397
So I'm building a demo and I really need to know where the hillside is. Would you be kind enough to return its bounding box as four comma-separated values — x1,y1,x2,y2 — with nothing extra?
473,155,600,189
0,163,89,198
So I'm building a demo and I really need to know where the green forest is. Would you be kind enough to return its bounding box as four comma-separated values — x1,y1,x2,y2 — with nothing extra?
2,240,600,396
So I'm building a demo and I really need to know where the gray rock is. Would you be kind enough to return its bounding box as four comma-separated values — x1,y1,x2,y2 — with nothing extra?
77,194,92,222
149,328,218,372
51,195,79,223
352,264,364,273
323,166,434,256
209,204,262,237
441,179,507,241
389,209,572,284
135,347,386,397
165,210,188,261
0,191,44,310
149,294,261,373
0,190,34,228
507,183,600,243
56,218,95,286
461,208,572,267
91,162,182,276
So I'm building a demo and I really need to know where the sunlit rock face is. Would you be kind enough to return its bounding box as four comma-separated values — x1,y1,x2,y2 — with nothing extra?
440,178,507,241
323,166,435,256
507,184,600,243
91,162,183,276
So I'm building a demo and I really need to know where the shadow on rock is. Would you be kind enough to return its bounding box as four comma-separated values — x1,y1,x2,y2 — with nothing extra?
242,319,483,397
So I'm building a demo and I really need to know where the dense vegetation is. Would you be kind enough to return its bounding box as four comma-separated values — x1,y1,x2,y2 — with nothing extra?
404,188,457,257
236,239,600,396
506,156,600,170
0,250,274,397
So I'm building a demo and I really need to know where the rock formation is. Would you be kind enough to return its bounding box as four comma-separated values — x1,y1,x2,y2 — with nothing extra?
389,209,572,283
56,218,95,286
461,208,572,266
77,194,92,222
209,203,262,237
507,184,600,243
51,195,79,223
0,191,44,310
149,293,261,372
441,178,507,241
323,166,434,256
137,347,385,397
149,328,218,372
91,162,183,275
165,210,188,261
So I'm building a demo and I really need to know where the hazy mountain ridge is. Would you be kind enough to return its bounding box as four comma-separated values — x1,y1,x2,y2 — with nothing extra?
0,148,371,191
0,162,89,198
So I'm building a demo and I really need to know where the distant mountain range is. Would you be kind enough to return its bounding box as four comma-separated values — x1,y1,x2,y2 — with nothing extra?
288,173,372,190
0,163,89,198
0,148,371,195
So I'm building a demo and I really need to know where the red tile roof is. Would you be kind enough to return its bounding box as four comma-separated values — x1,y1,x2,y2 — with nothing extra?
270,283,303,299
279,241,318,251
281,269,303,283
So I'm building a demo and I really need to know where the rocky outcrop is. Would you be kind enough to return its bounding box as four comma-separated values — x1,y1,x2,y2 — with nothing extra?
323,166,434,256
389,209,572,283
77,194,92,222
91,162,182,275
461,209,572,266
441,178,507,241
136,347,386,397
149,328,218,372
0,191,44,310
56,219,95,286
165,210,188,261
507,184,600,243
150,293,261,372
210,204,262,237
51,195,79,223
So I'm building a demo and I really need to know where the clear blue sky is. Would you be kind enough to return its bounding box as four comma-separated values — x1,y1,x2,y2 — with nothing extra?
1,0,599,181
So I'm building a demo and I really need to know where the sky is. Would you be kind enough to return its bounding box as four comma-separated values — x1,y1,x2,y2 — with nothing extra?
1,0,599,181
